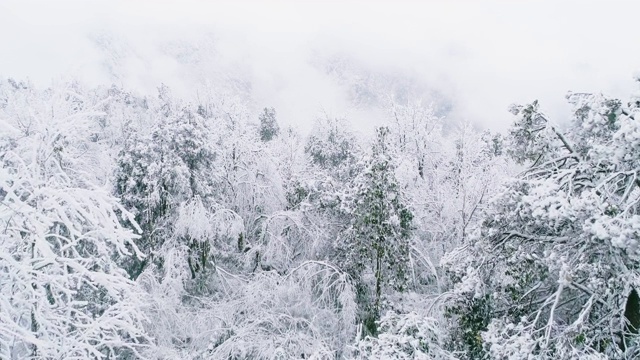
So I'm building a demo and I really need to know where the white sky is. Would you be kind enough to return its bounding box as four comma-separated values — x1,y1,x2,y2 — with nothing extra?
1,0,639,132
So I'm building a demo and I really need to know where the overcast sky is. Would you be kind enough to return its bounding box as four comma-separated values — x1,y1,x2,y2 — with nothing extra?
1,0,639,132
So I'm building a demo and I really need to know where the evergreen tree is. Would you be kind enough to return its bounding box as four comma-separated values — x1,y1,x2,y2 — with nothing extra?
258,107,279,142
340,126,414,336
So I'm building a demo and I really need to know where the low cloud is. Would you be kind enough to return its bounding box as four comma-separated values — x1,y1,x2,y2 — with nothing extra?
1,0,638,132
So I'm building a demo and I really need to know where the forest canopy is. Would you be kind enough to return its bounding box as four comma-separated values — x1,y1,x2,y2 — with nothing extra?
0,75,639,359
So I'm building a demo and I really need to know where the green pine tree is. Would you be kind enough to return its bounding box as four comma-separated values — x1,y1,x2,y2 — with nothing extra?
340,126,413,336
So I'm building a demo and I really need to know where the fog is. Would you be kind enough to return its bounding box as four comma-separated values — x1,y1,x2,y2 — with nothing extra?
1,0,639,132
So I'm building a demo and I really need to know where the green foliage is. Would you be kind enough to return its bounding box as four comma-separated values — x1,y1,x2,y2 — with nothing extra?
259,107,279,141
339,127,414,336
445,294,492,360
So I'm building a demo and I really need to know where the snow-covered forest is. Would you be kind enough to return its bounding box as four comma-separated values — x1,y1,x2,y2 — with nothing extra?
2,75,639,359
1,1,640,359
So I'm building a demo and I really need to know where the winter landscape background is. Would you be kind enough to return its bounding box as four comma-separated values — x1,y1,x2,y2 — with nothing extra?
1,1,640,359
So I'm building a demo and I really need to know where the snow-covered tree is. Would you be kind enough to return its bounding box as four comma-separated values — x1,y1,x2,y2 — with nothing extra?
354,311,455,360
0,80,148,359
305,115,360,176
258,107,280,142
338,126,414,336
447,82,640,359
114,85,218,278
